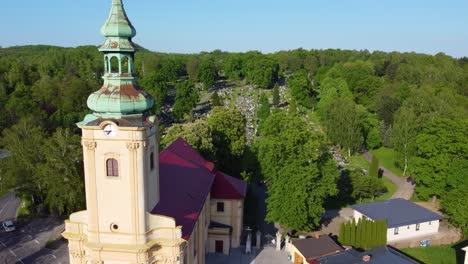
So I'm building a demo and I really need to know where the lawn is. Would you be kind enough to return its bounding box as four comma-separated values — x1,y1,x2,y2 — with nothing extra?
370,147,404,177
347,154,370,170
376,177,397,201
401,243,465,264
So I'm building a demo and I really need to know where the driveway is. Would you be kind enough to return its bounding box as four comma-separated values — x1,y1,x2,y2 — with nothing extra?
362,151,415,200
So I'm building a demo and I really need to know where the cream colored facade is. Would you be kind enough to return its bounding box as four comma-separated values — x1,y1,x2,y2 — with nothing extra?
63,121,182,263
63,121,244,263
209,199,244,249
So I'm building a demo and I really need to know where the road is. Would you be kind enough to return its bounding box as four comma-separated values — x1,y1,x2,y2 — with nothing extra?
0,192,21,222
0,217,67,264
362,151,415,200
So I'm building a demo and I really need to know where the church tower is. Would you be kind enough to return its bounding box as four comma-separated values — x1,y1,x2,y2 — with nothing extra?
63,1,185,263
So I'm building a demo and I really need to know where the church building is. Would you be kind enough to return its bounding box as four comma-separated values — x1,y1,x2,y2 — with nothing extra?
62,1,247,263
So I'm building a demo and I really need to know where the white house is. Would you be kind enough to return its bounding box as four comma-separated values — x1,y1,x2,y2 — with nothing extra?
463,246,468,264
351,198,443,242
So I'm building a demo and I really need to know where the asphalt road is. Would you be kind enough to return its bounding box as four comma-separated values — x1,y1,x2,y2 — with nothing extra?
0,192,21,222
0,217,68,264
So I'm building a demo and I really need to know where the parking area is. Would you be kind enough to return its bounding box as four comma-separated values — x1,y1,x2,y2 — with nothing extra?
0,217,68,264
206,245,291,264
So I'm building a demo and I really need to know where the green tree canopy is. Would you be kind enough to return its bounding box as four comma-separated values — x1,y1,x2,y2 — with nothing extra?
257,110,338,230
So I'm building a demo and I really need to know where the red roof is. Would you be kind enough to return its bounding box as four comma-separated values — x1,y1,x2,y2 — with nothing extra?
211,170,247,200
151,137,246,240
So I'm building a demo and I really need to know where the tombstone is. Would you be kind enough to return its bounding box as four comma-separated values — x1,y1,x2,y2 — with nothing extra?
246,233,252,254
276,232,282,251
256,230,261,249
285,235,290,251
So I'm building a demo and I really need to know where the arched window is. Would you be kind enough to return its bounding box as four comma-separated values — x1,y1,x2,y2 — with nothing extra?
106,158,119,177
110,56,119,73
150,152,155,170
121,56,129,74
104,56,109,73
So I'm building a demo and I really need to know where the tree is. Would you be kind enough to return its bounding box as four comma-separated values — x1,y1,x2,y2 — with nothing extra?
38,128,84,215
211,91,222,107
257,93,270,127
0,117,46,206
207,107,246,174
161,120,214,160
198,59,217,90
272,84,280,106
392,106,417,176
288,69,314,108
223,53,243,80
369,155,379,178
338,218,387,249
442,174,468,234
412,118,467,200
257,111,339,230
323,97,363,156
348,170,386,200
172,80,199,120
244,55,279,88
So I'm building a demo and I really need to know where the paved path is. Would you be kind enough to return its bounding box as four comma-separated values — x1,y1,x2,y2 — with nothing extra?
362,151,415,200
0,217,65,264
0,191,21,222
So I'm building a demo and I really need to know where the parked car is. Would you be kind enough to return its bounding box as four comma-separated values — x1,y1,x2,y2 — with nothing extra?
2,220,16,232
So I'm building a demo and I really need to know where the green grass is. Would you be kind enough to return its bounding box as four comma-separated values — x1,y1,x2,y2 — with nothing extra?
401,244,463,264
370,147,404,177
376,177,397,201
17,198,31,219
347,154,370,170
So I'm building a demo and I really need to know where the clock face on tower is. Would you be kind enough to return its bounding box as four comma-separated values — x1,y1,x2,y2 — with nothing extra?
103,124,117,137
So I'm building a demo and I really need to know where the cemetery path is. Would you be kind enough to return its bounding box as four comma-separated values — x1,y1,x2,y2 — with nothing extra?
361,151,415,200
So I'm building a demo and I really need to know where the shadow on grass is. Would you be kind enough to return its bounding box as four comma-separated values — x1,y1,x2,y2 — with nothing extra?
453,239,468,264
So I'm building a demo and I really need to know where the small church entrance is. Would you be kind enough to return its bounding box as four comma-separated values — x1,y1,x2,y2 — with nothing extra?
215,240,223,253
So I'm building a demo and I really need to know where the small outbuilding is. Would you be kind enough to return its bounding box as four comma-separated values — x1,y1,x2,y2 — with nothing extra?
289,235,343,264
351,198,443,242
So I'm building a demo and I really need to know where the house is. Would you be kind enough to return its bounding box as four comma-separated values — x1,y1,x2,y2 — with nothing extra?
288,235,344,264
351,199,443,242
316,246,420,264
463,246,468,264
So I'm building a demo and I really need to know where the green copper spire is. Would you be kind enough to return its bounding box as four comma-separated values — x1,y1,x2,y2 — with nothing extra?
101,0,136,38
85,0,153,120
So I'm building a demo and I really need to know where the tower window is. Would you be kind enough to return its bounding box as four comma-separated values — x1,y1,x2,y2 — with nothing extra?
217,202,224,212
150,152,155,170
122,56,129,73
110,56,119,73
106,158,119,177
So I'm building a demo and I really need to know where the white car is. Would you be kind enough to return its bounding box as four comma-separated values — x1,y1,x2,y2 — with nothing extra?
2,220,16,232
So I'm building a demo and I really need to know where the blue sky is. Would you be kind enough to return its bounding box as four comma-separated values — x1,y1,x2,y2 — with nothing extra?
2,0,467,57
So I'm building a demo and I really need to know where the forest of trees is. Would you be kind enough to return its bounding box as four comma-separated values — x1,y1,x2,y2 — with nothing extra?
0,45,466,234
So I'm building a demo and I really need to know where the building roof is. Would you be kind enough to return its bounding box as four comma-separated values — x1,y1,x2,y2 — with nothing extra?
151,137,246,240
317,246,420,264
351,198,443,228
211,170,247,200
292,235,344,260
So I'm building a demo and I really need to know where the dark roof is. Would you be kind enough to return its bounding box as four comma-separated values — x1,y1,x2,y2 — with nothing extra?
351,199,443,228
292,236,343,260
209,221,232,230
317,246,420,264
211,170,247,200
151,138,246,240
